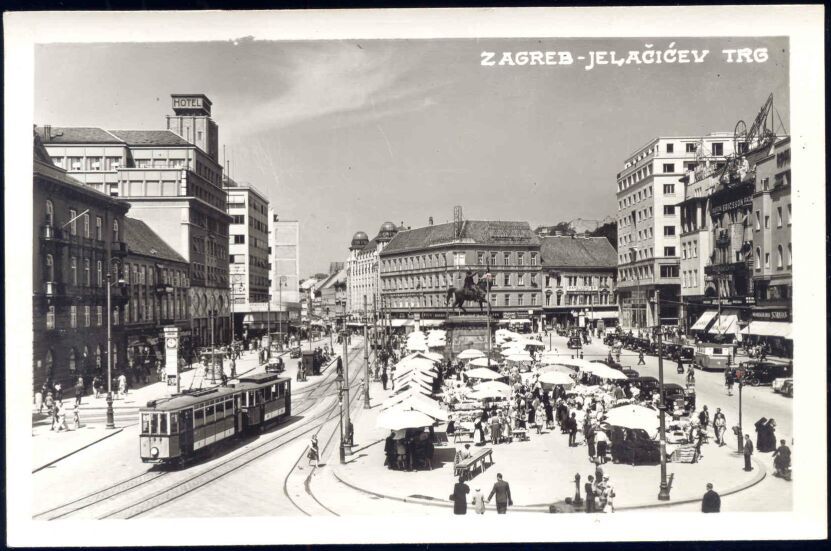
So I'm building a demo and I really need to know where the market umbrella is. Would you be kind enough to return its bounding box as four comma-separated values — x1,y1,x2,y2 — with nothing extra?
422,352,444,363
457,349,486,360
393,381,432,396
582,363,628,380
501,347,525,356
468,357,500,368
469,387,511,401
395,369,434,384
518,340,546,348
539,371,576,386
376,407,436,430
396,357,438,373
406,342,427,352
604,404,660,433
464,367,506,381
474,380,512,394
540,363,576,375
506,353,534,363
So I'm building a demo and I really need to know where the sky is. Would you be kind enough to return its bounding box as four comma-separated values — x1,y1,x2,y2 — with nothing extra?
35,37,789,276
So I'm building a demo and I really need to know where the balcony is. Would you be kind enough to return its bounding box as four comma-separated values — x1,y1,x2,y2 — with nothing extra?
714,230,730,248
41,225,67,242
44,281,66,297
113,241,128,255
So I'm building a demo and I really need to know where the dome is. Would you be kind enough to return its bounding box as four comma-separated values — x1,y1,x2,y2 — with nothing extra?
350,231,369,249
377,221,399,242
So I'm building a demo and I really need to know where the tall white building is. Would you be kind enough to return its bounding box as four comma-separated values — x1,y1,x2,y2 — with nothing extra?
268,209,300,310
616,134,732,329
226,179,270,305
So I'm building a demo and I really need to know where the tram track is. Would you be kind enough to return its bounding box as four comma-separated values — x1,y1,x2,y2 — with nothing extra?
33,344,366,521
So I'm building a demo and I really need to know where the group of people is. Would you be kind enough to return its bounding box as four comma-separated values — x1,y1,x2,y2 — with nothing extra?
384,429,435,471
451,472,513,515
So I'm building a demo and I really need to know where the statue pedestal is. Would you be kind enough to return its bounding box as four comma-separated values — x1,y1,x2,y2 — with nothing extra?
445,315,494,360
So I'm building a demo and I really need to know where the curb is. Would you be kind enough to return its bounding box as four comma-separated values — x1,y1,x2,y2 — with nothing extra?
331,449,768,513
32,427,125,474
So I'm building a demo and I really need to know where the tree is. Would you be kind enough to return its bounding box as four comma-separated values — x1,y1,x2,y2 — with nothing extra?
588,222,617,250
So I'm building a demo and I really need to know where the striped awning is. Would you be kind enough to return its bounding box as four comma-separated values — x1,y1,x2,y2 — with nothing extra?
690,310,718,331
740,321,792,339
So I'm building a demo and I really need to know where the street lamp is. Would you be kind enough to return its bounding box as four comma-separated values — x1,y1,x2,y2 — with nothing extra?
651,290,671,501
105,260,125,430
335,370,346,464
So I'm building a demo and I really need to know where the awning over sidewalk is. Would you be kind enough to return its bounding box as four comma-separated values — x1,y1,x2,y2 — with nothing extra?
690,310,718,331
708,314,739,335
740,321,792,339
418,320,445,328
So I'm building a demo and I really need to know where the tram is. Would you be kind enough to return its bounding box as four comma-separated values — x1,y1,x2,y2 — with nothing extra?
139,374,292,467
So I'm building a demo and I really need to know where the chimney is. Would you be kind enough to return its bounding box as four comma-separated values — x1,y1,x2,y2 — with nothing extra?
428,216,434,226
43,125,52,140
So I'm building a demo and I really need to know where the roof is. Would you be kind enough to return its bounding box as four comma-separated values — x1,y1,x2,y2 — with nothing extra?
380,220,539,255
35,126,123,144
299,278,318,291
35,126,191,147
319,268,347,290
108,130,190,146
539,235,617,269
124,217,187,264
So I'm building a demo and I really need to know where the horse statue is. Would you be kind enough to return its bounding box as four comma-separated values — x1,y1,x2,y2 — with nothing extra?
446,279,489,314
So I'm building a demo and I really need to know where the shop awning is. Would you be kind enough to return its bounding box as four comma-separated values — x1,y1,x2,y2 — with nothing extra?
418,320,445,328
497,318,531,325
740,321,792,339
594,311,619,319
708,314,739,335
690,310,718,331
346,322,363,327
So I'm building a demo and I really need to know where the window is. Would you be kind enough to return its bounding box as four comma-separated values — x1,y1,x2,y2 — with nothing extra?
662,163,675,174
503,273,511,286
114,306,120,325
83,214,90,238
664,246,676,256
663,205,676,215
96,261,103,286
94,216,103,240
45,200,54,225
517,273,524,286
787,204,791,225
45,254,54,281
517,294,524,306
663,184,675,194
517,252,524,266
776,207,783,227
686,143,696,153
97,306,103,326
70,305,77,328
755,211,761,231
70,257,78,286
84,306,91,327
764,252,770,269
665,143,674,153
777,245,783,268
69,209,78,235
712,142,724,156
490,252,497,265
231,215,245,224
46,306,55,329
764,215,770,229
477,252,485,265
233,235,245,244
69,348,76,372
531,294,537,306
530,252,538,266
663,226,676,236
787,243,792,266
755,247,761,269
113,219,119,242
503,294,510,307
503,252,510,266
659,265,679,278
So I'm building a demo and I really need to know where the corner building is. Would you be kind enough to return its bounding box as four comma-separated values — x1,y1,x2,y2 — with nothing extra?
38,94,232,346
379,220,543,329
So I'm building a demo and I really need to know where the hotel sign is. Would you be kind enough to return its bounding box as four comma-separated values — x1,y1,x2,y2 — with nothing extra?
711,195,752,215
173,96,205,109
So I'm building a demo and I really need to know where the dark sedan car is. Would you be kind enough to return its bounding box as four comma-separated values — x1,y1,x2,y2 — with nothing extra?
738,361,793,386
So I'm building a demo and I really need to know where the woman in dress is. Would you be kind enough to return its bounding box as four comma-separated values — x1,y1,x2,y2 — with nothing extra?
307,435,320,468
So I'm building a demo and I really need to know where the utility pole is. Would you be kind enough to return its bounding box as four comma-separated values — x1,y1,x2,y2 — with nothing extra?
656,290,670,501
486,259,492,364
210,309,216,383
363,295,371,408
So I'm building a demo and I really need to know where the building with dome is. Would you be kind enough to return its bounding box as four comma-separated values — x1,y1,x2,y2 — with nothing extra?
345,223,399,321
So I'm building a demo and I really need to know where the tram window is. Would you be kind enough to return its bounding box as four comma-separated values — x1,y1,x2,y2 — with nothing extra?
206,405,215,424
264,387,272,401
249,391,256,406
195,408,204,428
160,413,168,434
141,414,151,434
170,413,179,433
150,414,159,434
216,402,225,418
226,399,233,412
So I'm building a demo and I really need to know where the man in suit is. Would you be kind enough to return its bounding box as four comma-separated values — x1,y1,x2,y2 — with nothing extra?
450,476,470,515
701,483,721,512
584,475,596,513
743,434,754,471
487,473,513,514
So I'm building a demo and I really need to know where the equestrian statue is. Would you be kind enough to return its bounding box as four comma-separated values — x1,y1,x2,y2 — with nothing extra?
446,270,490,314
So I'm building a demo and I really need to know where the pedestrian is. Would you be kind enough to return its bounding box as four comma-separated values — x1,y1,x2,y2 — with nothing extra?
381,369,388,390
595,428,609,464
743,434,754,471
46,392,56,429
73,403,82,430
307,435,320,468
384,430,397,469
584,475,596,513
487,473,513,514
567,412,578,447
637,351,645,365
725,369,735,396
118,372,127,399
450,476,470,515
772,439,791,478
701,483,721,513
55,400,67,432
601,476,615,513
92,375,101,399
698,405,710,431
230,357,237,379
54,382,63,402
713,408,727,446
34,389,43,414
490,412,501,444
471,487,486,514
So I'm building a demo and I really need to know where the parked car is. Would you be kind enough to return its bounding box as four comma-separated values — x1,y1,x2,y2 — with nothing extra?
631,376,659,396
738,361,793,386
289,346,302,359
566,336,581,349
621,368,640,379
772,377,794,397
609,426,661,465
